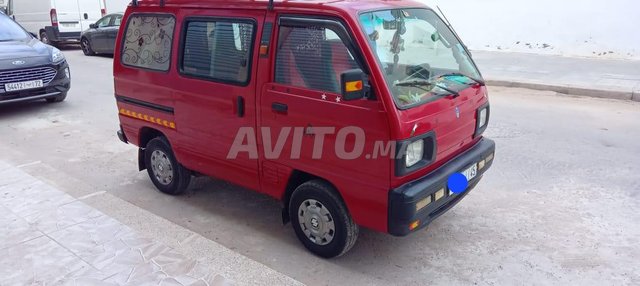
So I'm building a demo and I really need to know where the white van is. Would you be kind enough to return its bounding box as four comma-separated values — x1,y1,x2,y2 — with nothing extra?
105,0,130,14
6,0,105,46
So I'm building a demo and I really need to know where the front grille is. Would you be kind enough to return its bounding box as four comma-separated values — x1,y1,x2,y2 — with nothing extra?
0,66,58,92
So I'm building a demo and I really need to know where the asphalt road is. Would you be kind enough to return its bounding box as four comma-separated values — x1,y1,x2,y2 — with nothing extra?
1,50,639,285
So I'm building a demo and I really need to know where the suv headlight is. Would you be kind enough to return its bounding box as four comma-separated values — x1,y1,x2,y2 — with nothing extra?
51,47,65,63
405,140,424,168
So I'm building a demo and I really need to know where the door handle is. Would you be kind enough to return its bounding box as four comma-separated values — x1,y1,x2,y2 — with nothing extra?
236,96,245,117
271,102,288,114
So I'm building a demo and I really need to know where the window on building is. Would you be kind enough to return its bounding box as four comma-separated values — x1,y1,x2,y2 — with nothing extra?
121,15,175,71
181,20,255,85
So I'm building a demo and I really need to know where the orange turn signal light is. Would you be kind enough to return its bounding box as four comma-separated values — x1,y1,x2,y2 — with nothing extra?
409,220,420,231
345,80,363,92
259,45,269,56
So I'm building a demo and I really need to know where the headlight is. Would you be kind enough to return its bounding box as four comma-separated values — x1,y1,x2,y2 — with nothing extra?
405,140,424,167
51,47,65,63
475,104,490,137
478,107,488,129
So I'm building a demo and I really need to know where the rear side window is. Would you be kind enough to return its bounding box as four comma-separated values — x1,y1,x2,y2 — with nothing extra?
181,19,255,85
113,15,123,26
121,14,175,71
275,26,359,94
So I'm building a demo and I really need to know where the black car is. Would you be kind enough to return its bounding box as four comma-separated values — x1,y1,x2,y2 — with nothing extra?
80,13,123,56
0,12,70,104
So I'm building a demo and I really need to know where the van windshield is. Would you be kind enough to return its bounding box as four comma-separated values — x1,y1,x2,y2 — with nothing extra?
359,9,482,108
0,14,30,42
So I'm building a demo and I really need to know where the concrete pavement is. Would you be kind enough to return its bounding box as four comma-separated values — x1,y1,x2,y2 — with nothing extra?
1,50,640,285
472,50,640,101
0,160,301,286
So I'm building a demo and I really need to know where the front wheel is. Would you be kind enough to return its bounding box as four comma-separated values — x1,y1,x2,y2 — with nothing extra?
144,137,191,195
289,180,359,258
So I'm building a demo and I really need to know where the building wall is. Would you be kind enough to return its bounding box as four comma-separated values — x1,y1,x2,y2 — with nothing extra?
421,0,640,59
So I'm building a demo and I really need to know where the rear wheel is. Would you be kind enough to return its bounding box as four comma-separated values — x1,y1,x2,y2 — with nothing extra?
144,137,191,195
40,31,53,46
81,37,95,56
45,92,67,103
289,180,359,258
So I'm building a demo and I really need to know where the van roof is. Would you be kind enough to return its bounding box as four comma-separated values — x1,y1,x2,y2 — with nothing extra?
130,0,428,14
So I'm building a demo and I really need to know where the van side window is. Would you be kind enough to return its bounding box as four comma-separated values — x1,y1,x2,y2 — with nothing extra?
121,15,175,71
275,26,359,94
181,20,255,85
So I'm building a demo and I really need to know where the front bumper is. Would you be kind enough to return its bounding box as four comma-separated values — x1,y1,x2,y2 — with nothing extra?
0,62,71,104
388,138,496,236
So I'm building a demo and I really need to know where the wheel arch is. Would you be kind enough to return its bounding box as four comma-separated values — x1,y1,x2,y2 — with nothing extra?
281,170,347,225
137,127,167,171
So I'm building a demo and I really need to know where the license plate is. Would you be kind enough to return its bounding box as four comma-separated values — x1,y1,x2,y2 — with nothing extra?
61,23,77,28
462,164,478,181
5,80,44,92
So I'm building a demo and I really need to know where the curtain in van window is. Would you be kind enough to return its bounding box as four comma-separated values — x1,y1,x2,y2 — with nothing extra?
181,20,254,84
121,15,175,71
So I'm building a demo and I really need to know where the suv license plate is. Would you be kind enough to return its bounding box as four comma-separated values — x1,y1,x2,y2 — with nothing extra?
462,164,478,181
5,80,44,92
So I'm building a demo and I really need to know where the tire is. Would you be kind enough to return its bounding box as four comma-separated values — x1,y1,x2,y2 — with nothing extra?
40,31,54,46
81,37,95,56
45,92,67,103
144,137,191,195
289,180,359,258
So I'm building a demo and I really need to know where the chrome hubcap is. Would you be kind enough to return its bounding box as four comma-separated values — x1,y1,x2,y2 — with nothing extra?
298,199,335,245
150,150,173,185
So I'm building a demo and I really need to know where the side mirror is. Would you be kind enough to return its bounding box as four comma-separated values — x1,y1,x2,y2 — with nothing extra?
341,69,369,101
89,23,97,29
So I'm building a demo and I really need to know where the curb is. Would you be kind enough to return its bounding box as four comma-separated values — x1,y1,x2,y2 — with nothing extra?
486,80,640,102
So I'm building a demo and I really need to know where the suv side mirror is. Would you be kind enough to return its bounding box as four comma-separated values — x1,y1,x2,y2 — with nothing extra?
341,69,369,101
89,23,97,29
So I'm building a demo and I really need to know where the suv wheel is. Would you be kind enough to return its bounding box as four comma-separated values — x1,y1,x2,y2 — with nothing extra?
144,137,191,195
289,180,359,258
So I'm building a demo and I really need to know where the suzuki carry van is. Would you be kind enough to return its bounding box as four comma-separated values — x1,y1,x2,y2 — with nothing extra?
114,0,495,258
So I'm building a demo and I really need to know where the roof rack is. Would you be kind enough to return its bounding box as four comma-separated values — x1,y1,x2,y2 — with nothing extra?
130,0,274,9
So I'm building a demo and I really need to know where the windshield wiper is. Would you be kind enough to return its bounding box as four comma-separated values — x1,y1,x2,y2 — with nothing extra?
394,79,460,98
437,73,486,86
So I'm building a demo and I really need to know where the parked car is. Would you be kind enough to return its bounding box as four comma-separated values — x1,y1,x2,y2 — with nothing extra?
5,0,105,47
0,12,70,104
114,0,495,258
81,13,123,55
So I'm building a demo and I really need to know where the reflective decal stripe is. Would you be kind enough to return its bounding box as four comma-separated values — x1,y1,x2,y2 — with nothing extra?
119,108,176,129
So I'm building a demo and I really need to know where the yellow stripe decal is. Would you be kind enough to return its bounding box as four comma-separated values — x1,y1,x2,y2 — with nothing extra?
119,108,176,129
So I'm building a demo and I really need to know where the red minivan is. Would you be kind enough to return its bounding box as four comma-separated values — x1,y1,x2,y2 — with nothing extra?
114,0,495,258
